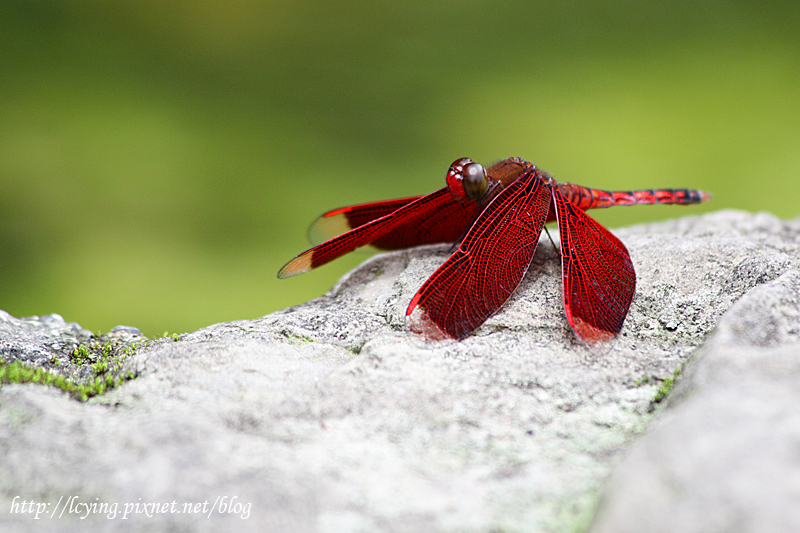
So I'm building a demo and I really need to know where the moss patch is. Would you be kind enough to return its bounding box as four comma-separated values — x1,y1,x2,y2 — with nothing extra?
649,362,687,410
0,329,153,401
0,360,134,401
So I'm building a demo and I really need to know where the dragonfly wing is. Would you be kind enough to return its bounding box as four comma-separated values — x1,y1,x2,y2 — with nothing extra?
371,195,482,250
406,171,551,340
278,188,475,278
308,197,422,245
552,187,636,344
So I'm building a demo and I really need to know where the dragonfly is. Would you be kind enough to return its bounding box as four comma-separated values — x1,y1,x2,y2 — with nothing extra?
278,157,710,344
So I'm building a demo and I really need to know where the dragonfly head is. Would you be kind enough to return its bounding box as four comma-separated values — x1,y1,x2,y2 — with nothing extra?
446,158,488,202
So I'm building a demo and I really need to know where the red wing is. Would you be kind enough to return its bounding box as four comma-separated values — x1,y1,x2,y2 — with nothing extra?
370,194,482,250
552,187,636,344
308,197,422,245
406,171,551,340
278,188,480,278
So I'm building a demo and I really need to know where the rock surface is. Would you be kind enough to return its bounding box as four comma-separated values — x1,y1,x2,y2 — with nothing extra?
0,209,798,532
0,313,145,399
590,269,800,533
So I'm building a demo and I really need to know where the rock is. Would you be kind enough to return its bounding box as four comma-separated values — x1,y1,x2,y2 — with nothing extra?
589,270,800,533
0,312,94,364
0,209,798,532
0,312,147,400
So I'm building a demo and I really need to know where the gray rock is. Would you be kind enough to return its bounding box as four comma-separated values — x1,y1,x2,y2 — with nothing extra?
0,312,147,399
589,270,800,533
0,209,798,532
0,312,94,364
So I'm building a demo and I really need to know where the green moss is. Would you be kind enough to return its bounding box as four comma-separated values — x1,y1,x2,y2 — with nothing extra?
0,360,134,402
652,378,675,404
651,362,686,405
281,331,316,345
0,330,151,401
347,344,362,355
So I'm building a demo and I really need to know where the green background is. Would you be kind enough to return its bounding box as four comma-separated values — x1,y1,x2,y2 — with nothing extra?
1,0,798,337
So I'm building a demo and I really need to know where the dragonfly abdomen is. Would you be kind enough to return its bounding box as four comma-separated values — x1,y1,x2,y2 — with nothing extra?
557,182,711,210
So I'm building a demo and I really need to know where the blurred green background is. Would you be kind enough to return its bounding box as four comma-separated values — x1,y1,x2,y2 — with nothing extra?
1,0,798,337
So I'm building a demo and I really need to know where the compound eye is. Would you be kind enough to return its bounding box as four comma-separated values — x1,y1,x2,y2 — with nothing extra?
462,162,488,200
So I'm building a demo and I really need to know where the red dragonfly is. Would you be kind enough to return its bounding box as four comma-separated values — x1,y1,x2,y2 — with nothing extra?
278,158,710,344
